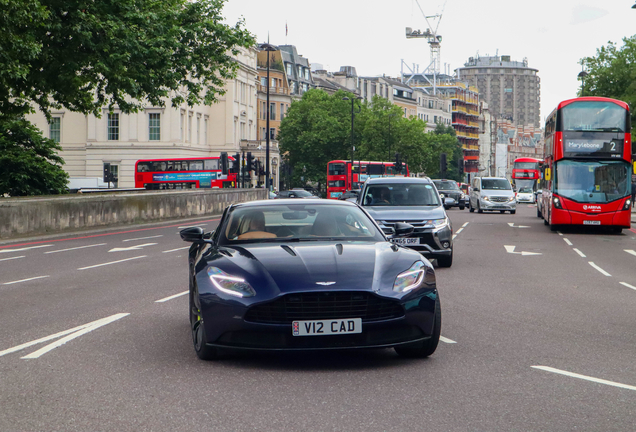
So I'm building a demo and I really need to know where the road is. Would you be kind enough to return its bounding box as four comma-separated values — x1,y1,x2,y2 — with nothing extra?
1,206,636,431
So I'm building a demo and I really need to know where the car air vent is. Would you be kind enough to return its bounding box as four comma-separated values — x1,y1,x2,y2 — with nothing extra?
280,245,297,257
245,292,405,324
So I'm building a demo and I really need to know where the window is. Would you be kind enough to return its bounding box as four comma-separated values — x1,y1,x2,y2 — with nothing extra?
188,113,193,143
204,117,208,145
107,113,119,140
196,116,200,144
304,68,309,80
180,112,184,141
286,63,292,76
280,103,285,120
297,65,302,77
261,127,266,139
240,122,246,140
270,103,276,120
104,163,118,187
271,78,276,87
261,77,266,86
49,117,61,143
269,128,276,140
149,113,161,140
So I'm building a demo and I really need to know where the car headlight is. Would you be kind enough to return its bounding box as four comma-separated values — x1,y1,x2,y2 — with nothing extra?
207,267,256,298
432,217,448,228
393,261,427,293
460,193,465,199
439,193,445,199
483,196,490,201
508,196,516,202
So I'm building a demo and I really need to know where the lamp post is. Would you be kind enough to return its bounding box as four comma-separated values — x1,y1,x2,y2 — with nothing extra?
342,96,362,190
259,41,277,190
578,62,588,97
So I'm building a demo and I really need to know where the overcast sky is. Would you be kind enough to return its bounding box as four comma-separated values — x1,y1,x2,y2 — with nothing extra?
223,0,636,125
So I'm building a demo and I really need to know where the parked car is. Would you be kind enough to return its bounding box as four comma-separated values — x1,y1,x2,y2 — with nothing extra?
358,177,453,267
338,189,360,201
515,186,535,203
432,179,467,210
468,177,516,214
180,199,441,359
275,190,315,199
293,187,322,198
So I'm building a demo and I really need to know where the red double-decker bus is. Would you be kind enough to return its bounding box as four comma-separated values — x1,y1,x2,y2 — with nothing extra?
327,160,410,199
512,157,542,192
540,97,633,233
135,156,238,190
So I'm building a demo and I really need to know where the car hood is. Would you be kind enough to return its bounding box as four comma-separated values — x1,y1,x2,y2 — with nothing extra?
200,241,429,301
363,206,446,221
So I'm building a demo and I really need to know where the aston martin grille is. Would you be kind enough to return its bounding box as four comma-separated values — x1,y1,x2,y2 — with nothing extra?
244,292,405,324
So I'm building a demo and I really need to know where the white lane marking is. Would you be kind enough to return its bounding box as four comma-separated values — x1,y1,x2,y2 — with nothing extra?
21,313,130,359
0,256,25,262
462,222,469,228
178,224,207,229
456,228,464,234
619,282,636,291
452,234,457,240
123,235,164,242
44,243,107,254
0,245,52,254
573,248,586,258
162,246,190,253
532,366,636,392
155,291,189,303
439,336,457,344
78,256,146,270
557,231,563,236
504,245,542,256
564,238,573,246
108,243,157,252
3,275,50,285
625,249,636,257
588,262,611,277
507,222,530,228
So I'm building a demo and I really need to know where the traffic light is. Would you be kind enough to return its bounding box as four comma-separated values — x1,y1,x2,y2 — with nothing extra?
440,153,448,177
220,152,228,175
246,152,254,171
231,153,240,174
103,163,111,183
393,152,402,174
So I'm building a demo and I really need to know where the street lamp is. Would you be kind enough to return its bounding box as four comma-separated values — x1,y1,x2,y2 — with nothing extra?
578,63,588,97
259,41,277,190
342,96,363,190
387,113,396,162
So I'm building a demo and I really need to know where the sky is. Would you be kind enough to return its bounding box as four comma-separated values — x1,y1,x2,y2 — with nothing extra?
222,0,636,125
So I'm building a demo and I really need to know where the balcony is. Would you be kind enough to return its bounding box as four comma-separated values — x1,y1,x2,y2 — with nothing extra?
257,85,290,95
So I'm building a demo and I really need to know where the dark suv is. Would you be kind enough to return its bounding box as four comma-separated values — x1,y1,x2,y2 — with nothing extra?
358,177,453,267
432,179,467,210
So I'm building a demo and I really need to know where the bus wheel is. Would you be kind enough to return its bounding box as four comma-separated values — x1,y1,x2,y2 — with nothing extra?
611,227,623,234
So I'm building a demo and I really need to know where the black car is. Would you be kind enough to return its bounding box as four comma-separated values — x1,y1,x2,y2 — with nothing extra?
338,189,360,201
275,190,314,199
358,177,453,267
432,179,467,210
180,199,441,360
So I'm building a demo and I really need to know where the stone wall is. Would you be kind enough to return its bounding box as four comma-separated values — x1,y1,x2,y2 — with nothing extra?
0,189,267,239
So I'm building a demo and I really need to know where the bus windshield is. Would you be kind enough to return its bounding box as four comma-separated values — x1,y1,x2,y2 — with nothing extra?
514,162,538,169
555,160,630,203
561,101,627,132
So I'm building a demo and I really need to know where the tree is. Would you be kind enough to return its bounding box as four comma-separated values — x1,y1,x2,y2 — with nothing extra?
580,35,636,134
0,116,69,196
1,0,255,119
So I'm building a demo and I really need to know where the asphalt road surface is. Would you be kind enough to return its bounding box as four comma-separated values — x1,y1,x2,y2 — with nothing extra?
1,206,636,431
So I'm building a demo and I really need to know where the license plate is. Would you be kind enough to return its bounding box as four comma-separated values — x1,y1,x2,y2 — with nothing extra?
293,318,362,336
391,237,420,245
583,220,601,225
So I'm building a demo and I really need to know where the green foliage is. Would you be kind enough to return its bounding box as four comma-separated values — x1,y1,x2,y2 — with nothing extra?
1,0,255,119
580,35,636,134
278,91,462,187
0,116,69,196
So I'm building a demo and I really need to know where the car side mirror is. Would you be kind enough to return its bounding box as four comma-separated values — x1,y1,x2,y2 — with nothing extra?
393,222,414,237
180,227,206,243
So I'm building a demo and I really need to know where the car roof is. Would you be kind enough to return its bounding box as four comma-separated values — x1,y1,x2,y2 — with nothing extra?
232,199,356,208
364,177,432,184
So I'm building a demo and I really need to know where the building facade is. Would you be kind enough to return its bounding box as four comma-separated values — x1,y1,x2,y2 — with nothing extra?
457,55,541,128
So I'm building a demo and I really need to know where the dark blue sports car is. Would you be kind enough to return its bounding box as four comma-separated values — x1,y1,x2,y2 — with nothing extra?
180,199,441,360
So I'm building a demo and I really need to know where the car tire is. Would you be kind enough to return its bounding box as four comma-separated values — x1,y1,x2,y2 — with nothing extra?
544,218,549,226
395,295,441,358
537,206,542,218
510,210,516,214
500,210,505,214
436,250,453,268
477,202,483,214
469,200,474,213
611,227,623,234
459,205,465,210
190,280,220,361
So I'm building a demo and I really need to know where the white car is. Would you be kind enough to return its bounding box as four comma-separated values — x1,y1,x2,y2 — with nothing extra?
516,187,535,203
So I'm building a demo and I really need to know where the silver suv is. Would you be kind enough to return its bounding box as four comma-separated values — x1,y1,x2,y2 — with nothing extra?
468,177,516,214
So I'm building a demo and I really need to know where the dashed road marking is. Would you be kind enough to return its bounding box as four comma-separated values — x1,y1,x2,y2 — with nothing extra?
564,238,573,246
123,235,164,242
532,366,636,392
588,262,611,277
0,256,25,262
440,336,457,344
78,256,146,270
45,243,107,254
619,282,636,291
3,275,49,285
163,246,190,253
557,231,563,236
624,249,636,257
573,248,586,258
462,222,469,228
0,245,52,254
155,291,189,303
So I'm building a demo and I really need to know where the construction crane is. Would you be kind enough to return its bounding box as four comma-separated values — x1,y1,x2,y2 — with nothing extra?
405,0,445,75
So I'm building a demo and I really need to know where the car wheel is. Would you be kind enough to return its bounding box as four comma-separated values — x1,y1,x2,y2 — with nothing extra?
611,227,623,234
500,210,505,214
436,249,453,268
459,205,465,210
477,202,483,214
469,200,474,213
510,210,516,215
395,295,441,358
190,279,220,361
537,206,542,218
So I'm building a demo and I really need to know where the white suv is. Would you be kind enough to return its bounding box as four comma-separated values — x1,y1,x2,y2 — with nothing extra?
468,177,517,214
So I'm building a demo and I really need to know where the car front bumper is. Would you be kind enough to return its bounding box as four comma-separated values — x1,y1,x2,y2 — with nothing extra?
480,199,516,211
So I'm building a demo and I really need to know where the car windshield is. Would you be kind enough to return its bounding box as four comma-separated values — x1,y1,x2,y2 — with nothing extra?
518,186,533,193
290,190,313,197
481,179,512,190
220,204,385,244
555,160,630,203
361,183,441,207
433,181,459,190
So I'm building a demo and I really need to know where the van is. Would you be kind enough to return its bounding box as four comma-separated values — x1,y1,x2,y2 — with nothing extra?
468,177,516,214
